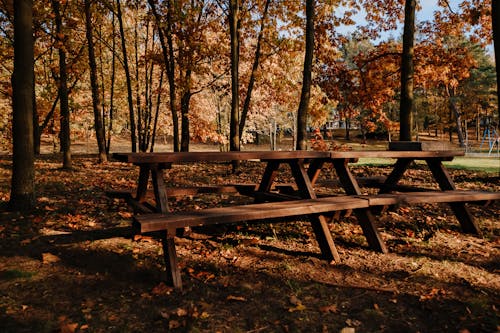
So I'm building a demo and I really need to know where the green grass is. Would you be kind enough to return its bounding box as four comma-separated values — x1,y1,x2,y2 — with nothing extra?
356,156,500,173
444,157,500,173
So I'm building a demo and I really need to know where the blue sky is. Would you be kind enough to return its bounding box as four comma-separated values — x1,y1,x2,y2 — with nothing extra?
337,0,462,40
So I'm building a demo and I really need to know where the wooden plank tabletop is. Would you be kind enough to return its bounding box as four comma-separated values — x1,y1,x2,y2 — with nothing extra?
113,149,464,164
329,150,464,159
112,151,331,163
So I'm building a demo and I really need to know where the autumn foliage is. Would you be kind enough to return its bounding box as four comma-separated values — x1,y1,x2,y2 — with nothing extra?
0,0,496,153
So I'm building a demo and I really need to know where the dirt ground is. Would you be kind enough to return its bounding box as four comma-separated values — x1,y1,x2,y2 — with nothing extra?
0,151,499,333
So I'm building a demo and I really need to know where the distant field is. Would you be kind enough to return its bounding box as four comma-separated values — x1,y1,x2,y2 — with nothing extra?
356,156,500,173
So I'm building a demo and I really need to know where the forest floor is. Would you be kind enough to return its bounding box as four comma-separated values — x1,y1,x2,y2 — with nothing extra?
0,142,499,333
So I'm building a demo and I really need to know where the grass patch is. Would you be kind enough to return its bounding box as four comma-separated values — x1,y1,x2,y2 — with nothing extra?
355,157,500,173
443,157,500,173
0,269,36,281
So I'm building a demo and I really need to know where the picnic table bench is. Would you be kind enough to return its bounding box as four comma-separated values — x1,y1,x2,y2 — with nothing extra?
111,149,500,289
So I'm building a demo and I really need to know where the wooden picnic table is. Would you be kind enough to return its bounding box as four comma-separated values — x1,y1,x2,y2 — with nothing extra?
111,149,500,289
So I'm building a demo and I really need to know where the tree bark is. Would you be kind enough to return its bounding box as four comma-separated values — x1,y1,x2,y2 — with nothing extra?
296,0,314,150
148,0,180,152
116,0,137,152
106,10,117,154
33,77,39,155
399,0,416,141
180,88,192,152
493,0,500,123
239,0,270,140
85,0,107,162
10,0,35,211
447,87,465,147
229,0,240,153
52,0,72,169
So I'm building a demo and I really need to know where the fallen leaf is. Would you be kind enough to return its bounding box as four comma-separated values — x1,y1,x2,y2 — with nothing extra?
60,322,78,333
169,320,182,329
58,317,79,333
289,295,301,306
345,319,361,327
151,282,173,296
226,295,247,302
175,308,188,317
42,252,61,264
340,328,356,333
288,303,306,312
118,211,133,219
20,238,32,245
108,314,119,321
319,304,338,313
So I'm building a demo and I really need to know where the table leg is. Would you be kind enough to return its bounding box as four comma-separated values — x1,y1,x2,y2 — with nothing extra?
151,166,169,214
332,159,388,254
380,158,413,193
162,229,182,289
289,160,341,263
257,160,281,194
426,159,481,235
307,158,326,186
136,166,151,202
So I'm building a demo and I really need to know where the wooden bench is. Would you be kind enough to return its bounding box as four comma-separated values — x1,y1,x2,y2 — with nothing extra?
362,190,500,235
361,190,500,207
134,196,373,233
133,195,386,289
133,189,499,289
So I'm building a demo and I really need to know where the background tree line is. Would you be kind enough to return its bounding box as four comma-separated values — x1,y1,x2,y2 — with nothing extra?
4,0,498,211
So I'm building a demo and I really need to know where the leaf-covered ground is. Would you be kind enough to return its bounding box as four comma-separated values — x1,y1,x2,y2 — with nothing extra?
0,153,499,333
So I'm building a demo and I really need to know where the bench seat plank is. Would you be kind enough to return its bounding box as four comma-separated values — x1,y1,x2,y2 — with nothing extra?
361,190,500,206
134,196,371,233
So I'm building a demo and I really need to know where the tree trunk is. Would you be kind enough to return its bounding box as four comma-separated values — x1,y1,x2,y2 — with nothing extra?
180,90,192,152
107,10,117,154
447,88,465,147
296,0,314,150
492,0,500,123
239,0,270,140
149,0,180,152
85,0,107,162
150,69,164,152
33,77,40,155
52,0,72,169
134,12,143,151
10,0,35,212
116,0,137,152
399,0,416,141
229,0,240,153
180,67,192,152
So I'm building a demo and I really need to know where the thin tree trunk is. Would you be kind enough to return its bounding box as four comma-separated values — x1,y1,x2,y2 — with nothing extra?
107,10,117,154
180,69,192,152
134,10,143,151
33,76,39,155
116,0,137,152
150,69,164,152
399,0,416,141
296,0,314,150
52,0,72,169
85,0,108,162
10,0,35,211
239,0,270,140
229,0,240,153
446,87,465,147
148,0,179,152
492,0,500,123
